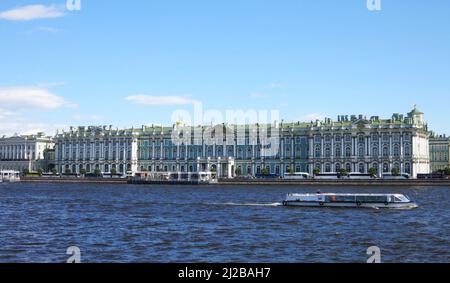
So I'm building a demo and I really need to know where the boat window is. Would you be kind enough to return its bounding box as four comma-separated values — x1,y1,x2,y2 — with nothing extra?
335,196,356,202
394,196,403,202
356,196,388,203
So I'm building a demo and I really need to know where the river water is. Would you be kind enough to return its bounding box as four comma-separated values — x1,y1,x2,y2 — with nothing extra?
0,183,448,263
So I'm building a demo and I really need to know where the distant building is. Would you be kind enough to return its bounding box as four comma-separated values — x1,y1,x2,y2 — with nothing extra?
0,133,55,172
429,134,450,172
54,126,139,175
52,106,430,178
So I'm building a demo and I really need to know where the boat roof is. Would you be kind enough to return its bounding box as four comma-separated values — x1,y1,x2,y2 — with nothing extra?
288,193,405,197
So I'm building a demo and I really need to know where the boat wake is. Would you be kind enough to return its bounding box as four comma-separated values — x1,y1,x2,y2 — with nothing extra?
208,202,283,207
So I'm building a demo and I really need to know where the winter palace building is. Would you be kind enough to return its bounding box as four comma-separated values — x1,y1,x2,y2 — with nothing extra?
52,106,430,178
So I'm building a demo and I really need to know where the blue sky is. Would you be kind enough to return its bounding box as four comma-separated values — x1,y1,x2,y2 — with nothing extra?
0,0,449,135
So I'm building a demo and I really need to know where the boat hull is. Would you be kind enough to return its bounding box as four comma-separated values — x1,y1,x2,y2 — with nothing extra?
282,201,417,209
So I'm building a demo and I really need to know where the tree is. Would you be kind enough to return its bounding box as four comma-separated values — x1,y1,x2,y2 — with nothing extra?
391,167,400,176
261,168,270,176
235,167,242,176
37,168,43,177
111,168,117,176
22,168,30,176
94,168,102,177
313,167,321,176
338,168,348,178
65,168,72,175
51,168,57,175
368,167,378,177
287,168,295,174
79,168,86,175
444,167,450,176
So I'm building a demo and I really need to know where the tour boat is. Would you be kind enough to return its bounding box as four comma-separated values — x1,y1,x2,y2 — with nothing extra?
0,171,21,183
282,193,418,209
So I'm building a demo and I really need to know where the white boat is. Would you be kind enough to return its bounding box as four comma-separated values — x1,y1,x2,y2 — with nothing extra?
0,170,21,183
282,193,418,209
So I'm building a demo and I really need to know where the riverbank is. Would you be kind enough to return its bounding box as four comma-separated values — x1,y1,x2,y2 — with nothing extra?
217,179,450,187
19,177,450,186
21,177,127,184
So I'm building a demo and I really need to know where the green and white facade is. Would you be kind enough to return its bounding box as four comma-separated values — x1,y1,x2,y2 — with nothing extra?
429,134,450,172
53,107,431,178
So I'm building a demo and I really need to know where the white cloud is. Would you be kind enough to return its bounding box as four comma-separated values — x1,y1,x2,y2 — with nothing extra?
0,4,66,21
126,95,199,106
0,86,76,110
0,108,16,120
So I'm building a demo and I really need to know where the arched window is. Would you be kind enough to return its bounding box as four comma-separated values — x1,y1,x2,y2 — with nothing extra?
405,163,411,174
325,163,331,172
358,146,365,157
345,146,352,157
359,163,365,173
404,145,411,156
383,146,389,157
372,147,378,157
335,163,341,171
335,146,341,157
383,163,389,173
325,145,331,158
315,145,321,158
393,145,400,157
345,163,351,172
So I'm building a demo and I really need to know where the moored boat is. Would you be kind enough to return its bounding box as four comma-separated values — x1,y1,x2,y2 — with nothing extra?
0,170,21,183
282,193,417,209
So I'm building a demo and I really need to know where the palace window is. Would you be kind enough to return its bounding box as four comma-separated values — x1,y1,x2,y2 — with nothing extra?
404,145,411,156
405,163,411,174
345,146,351,157
335,146,342,157
393,145,400,157
358,146,365,157
383,146,389,157
325,145,331,158
315,145,321,158
359,163,365,173
345,163,351,172
372,147,378,157
358,136,365,144
393,134,400,142
345,135,351,142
